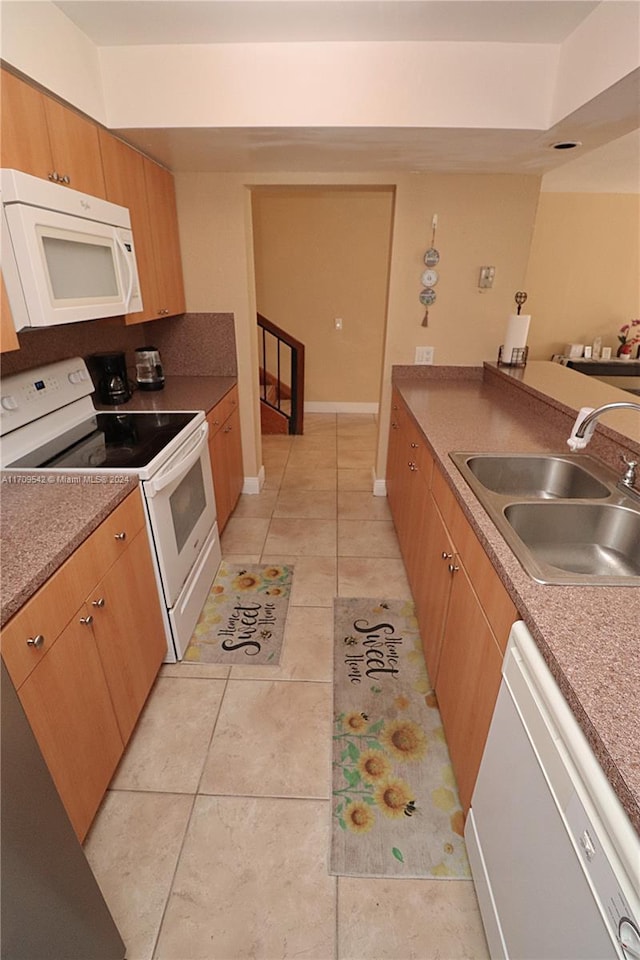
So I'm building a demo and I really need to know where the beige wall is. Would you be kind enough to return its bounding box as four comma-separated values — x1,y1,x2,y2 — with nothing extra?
251,187,394,404
174,170,541,482
524,192,640,359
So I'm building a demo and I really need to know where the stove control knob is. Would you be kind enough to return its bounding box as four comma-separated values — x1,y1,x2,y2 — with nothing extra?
619,919,640,960
1,395,18,411
68,370,84,384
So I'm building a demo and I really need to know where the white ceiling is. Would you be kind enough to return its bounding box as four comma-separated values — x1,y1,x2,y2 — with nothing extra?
53,1,600,45
48,0,640,186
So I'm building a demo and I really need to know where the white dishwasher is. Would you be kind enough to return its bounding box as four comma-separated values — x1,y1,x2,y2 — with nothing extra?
465,621,640,960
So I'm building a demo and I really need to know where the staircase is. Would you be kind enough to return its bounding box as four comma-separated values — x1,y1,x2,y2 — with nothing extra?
258,313,305,435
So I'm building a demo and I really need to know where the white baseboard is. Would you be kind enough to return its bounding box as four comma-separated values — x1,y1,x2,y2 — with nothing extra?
242,466,264,495
304,401,379,414
372,474,387,497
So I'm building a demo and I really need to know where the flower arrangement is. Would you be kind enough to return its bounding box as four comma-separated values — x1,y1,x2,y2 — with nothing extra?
617,319,640,357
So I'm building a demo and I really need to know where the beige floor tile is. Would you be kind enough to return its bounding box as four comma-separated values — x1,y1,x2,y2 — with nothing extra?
84,791,193,960
155,796,336,960
230,488,279,518
280,465,338,490
338,490,392,520
286,447,338,467
261,554,337,606
338,877,489,959
262,464,287,489
231,605,334,681
304,413,338,434
337,447,376,469
338,519,401,558
338,557,412,599
263,517,337,556
338,467,375,491
160,661,230,680
110,678,225,793
199,679,332,798
220,516,270,554
274,488,337,519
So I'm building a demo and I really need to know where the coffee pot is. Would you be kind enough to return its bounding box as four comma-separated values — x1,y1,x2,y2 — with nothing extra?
89,351,132,405
135,346,165,391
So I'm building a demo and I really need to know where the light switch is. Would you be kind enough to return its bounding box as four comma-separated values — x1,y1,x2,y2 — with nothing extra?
478,266,495,289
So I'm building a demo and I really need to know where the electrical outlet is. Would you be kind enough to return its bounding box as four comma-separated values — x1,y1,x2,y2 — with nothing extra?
415,346,434,365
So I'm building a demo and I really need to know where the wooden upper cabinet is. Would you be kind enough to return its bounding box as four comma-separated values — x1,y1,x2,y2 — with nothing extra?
1,68,105,198
1,273,20,354
143,156,186,319
1,68,52,177
99,130,159,324
42,97,106,198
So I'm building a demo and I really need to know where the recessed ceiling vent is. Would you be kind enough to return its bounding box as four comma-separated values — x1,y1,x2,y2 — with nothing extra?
550,140,583,150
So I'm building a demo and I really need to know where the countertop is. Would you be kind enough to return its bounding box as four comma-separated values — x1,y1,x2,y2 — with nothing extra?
95,376,237,414
1,375,237,627
392,365,640,835
0,474,138,627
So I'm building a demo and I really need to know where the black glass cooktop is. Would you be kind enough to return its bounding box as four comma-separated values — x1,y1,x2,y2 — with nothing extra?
10,412,197,470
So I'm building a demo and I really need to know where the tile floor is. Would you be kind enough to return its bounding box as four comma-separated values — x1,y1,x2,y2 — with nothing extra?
84,413,490,960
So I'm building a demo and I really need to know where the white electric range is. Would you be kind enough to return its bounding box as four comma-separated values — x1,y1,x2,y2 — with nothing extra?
0,357,221,661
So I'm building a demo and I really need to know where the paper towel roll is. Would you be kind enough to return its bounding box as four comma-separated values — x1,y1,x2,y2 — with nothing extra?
503,314,530,363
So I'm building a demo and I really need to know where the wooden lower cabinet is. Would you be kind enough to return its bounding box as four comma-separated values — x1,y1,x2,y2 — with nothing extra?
386,394,518,813
86,528,166,745
208,387,243,532
434,565,505,812
0,489,165,840
413,494,456,683
17,616,124,842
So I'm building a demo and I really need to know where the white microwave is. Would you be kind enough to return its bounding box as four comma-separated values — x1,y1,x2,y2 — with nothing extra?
1,168,143,330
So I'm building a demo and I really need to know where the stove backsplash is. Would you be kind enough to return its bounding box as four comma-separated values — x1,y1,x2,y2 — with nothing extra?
1,312,237,380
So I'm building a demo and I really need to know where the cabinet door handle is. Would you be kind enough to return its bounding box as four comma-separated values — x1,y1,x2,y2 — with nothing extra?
224,425,232,433
408,461,417,471
410,442,418,449
79,615,94,626
61,174,70,185
391,422,398,430
48,171,60,182
448,562,460,574
441,552,453,560
92,597,105,608
114,531,127,541
26,634,45,649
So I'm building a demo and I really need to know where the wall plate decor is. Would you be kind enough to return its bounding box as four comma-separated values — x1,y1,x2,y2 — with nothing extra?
420,214,440,326
419,287,437,306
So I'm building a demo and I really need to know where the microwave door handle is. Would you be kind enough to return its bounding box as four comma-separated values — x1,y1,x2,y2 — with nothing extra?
146,422,209,497
115,232,134,310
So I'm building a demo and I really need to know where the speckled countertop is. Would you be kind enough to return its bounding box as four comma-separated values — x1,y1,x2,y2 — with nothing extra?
1,376,236,628
392,364,640,835
95,376,237,414
1,474,138,626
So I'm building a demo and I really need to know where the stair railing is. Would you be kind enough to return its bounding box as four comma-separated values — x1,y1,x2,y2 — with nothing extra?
257,313,305,434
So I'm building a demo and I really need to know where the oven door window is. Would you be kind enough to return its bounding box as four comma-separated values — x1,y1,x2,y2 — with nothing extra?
169,458,207,554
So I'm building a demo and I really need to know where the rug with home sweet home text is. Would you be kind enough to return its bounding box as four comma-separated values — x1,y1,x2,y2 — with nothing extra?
330,597,470,879
183,562,293,665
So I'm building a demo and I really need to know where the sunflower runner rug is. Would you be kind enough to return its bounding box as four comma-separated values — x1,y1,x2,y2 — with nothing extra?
331,597,470,879
183,562,293,665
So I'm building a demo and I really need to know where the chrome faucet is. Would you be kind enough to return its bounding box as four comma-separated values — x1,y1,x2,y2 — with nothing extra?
567,401,640,501
567,401,640,450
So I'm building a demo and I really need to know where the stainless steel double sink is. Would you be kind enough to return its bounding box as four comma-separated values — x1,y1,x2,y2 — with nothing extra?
449,452,640,586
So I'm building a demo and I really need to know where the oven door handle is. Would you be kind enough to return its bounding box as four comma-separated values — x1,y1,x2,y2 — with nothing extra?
146,422,209,497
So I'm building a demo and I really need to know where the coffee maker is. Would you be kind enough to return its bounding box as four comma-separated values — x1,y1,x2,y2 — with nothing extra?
89,352,132,405
135,345,165,391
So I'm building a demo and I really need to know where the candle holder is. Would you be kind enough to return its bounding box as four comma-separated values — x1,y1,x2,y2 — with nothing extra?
498,345,528,367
